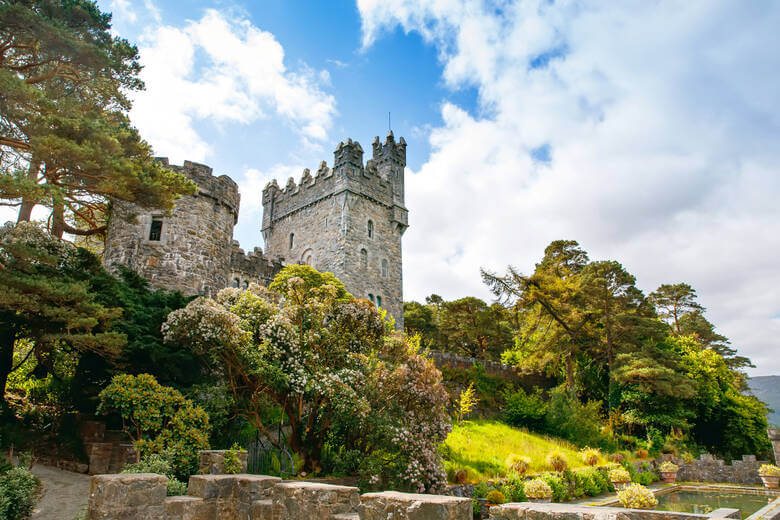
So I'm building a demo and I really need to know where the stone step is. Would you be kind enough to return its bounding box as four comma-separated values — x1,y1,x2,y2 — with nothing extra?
332,514,359,520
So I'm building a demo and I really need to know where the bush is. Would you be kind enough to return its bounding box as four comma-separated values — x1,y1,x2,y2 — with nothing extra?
578,467,609,496
499,475,527,502
222,443,244,474
617,483,658,509
524,478,553,499
122,454,187,496
759,464,780,477
635,448,649,459
506,454,531,476
681,452,694,464
581,448,600,466
636,471,656,485
486,489,507,505
539,473,569,501
545,388,607,448
0,466,39,520
547,450,568,472
608,468,631,484
473,482,490,499
502,387,547,429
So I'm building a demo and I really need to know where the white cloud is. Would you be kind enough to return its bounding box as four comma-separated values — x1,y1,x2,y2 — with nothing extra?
130,9,337,163
358,0,780,375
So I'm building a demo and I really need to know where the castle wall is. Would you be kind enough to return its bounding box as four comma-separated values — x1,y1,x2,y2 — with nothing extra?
103,160,239,296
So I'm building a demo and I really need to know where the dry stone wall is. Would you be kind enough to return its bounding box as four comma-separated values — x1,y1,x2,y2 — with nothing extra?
676,454,768,485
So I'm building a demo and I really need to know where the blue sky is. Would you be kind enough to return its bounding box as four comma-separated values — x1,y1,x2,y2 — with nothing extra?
88,0,780,375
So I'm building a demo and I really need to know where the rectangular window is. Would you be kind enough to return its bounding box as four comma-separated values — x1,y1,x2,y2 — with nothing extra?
149,218,163,241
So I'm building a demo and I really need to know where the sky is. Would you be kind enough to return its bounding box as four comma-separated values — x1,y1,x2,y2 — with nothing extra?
16,0,780,374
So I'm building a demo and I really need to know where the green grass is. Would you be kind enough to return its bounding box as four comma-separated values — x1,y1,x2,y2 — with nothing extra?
442,420,609,483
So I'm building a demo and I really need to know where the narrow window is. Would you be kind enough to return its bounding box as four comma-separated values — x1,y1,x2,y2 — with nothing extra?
381,259,388,278
376,295,382,307
232,278,240,288
368,293,374,303
243,281,249,289
289,233,295,250
367,220,374,239
360,248,368,269
149,217,163,241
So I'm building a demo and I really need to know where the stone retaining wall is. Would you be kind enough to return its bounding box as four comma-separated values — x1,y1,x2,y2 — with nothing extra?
677,454,768,485
769,428,780,464
86,473,471,520
429,350,554,389
488,502,741,520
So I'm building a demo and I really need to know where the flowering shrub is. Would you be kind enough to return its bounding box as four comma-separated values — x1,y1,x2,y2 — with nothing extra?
681,452,694,464
506,454,531,476
581,448,600,466
524,478,553,499
759,464,780,476
486,489,506,504
546,450,567,472
163,266,452,493
658,461,678,473
609,467,631,483
617,483,658,509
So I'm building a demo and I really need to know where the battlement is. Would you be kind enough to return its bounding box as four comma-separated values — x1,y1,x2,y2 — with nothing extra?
229,241,283,286
156,158,240,223
261,134,406,229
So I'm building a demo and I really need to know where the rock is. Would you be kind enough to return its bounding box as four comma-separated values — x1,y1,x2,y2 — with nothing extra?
86,473,167,520
359,491,472,520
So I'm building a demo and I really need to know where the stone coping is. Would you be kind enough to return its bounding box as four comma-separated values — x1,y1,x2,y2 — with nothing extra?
488,501,741,520
748,496,780,520
596,484,780,507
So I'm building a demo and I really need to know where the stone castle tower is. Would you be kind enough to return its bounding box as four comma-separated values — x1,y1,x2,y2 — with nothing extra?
103,132,407,326
262,132,408,326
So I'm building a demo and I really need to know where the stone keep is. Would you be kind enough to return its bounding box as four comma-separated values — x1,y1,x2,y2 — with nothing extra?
262,132,408,326
103,159,241,296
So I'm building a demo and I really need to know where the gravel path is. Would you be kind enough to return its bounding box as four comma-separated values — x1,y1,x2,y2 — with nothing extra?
31,465,91,520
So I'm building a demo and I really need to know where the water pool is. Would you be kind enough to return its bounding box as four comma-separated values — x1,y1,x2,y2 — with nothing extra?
654,490,774,518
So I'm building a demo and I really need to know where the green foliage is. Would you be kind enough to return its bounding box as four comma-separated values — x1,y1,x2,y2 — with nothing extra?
222,443,244,474
636,471,658,485
456,383,479,424
98,373,210,479
0,466,38,520
486,489,506,504
506,454,531,476
0,223,125,407
545,387,609,448
121,454,187,496
440,363,512,414
0,0,195,238
538,473,567,501
502,387,547,429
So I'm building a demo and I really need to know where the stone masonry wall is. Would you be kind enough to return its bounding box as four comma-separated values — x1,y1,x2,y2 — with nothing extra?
676,454,768,485
103,159,239,296
769,428,780,464
86,473,471,520
262,133,408,327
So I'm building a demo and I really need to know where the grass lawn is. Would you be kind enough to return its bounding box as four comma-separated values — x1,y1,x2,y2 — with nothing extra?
442,420,609,483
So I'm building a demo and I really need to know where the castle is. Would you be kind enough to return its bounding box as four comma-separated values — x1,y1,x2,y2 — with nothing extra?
103,132,408,326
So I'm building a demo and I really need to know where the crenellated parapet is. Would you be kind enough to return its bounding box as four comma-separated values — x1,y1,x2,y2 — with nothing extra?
157,158,240,223
261,132,406,235
229,241,283,288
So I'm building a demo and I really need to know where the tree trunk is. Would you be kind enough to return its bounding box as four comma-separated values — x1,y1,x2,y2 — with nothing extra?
16,159,41,223
51,198,65,239
565,352,575,391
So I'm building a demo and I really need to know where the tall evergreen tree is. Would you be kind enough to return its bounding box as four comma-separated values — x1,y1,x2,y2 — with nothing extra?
0,0,194,237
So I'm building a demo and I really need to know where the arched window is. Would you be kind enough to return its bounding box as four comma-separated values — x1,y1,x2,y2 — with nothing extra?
381,259,388,278
376,295,382,307
232,278,240,288
289,233,295,250
368,293,375,303
360,248,368,269
367,220,374,239
243,281,249,289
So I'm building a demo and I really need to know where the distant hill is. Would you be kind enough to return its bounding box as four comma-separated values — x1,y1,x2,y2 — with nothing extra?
749,375,780,427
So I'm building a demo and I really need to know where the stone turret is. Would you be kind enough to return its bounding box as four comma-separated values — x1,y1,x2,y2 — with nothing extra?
261,134,408,326
103,159,240,296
